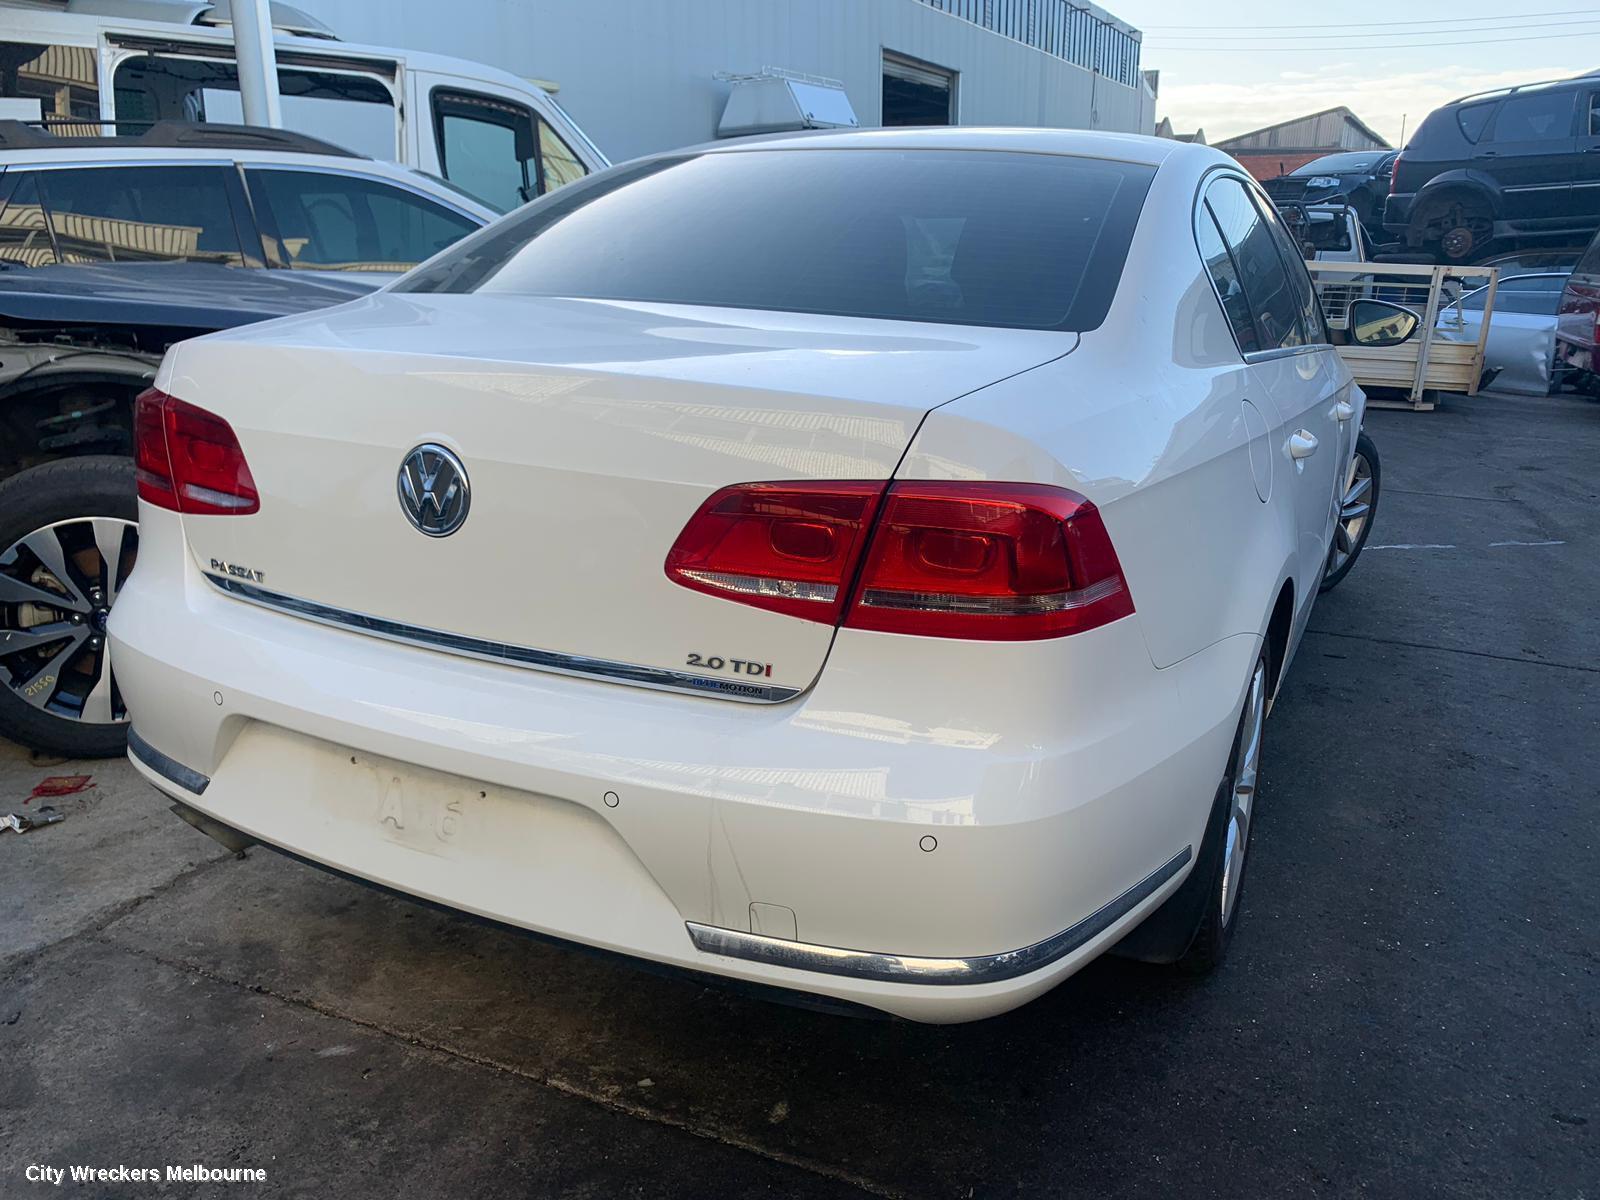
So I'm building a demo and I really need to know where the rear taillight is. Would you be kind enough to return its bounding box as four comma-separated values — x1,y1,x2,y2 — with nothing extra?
133,387,259,516
846,482,1133,639
664,482,884,622
664,480,1133,640
1389,154,1401,195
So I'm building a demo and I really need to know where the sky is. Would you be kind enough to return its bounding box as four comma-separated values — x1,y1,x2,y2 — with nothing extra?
1113,1,1599,146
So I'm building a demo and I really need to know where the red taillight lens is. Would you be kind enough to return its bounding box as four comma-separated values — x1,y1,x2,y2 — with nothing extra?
664,480,1133,640
846,482,1133,640
663,482,884,622
1389,154,1401,195
132,387,259,516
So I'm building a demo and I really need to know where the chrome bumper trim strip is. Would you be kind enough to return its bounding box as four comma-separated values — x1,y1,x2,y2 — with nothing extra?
204,574,801,704
686,845,1192,985
128,727,211,795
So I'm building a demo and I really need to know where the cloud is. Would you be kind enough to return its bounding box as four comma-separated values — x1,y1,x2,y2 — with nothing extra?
1155,62,1587,144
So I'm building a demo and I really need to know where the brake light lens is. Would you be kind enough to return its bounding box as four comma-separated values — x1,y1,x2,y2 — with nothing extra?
133,387,259,516
846,482,1133,639
664,480,1133,640
1389,153,1401,195
664,482,884,622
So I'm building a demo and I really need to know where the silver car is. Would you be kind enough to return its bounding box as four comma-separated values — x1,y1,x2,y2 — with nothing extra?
1437,272,1568,396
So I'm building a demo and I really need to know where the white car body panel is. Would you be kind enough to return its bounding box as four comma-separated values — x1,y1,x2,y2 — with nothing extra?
110,129,1362,1021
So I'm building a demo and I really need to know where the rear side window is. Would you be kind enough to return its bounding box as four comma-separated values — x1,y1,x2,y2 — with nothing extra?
1194,205,1259,354
1492,90,1576,142
1587,91,1600,138
246,169,480,272
34,166,244,266
1253,191,1328,344
1205,177,1304,352
1456,102,1496,144
0,173,54,266
400,149,1156,332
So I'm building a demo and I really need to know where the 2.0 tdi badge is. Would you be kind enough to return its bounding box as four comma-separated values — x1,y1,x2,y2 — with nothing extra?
398,443,471,537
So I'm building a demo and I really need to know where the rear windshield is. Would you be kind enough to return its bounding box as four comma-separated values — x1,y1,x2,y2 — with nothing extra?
1290,152,1386,175
397,148,1157,332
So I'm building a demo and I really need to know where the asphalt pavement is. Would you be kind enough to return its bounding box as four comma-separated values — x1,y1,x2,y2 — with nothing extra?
2,388,1595,1198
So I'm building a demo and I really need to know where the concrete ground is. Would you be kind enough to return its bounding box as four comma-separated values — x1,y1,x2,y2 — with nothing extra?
2,389,1595,1198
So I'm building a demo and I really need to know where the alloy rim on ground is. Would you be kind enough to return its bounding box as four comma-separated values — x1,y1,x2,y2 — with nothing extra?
1220,658,1266,927
0,517,137,725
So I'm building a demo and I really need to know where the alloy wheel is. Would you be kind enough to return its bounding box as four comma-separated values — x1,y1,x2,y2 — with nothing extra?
1219,657,1266,928
1327,449,1375,580
0,517,137,726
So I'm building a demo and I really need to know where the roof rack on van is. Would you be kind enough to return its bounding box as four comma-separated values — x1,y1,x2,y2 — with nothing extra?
1450,69,1600,107
0,119,363,158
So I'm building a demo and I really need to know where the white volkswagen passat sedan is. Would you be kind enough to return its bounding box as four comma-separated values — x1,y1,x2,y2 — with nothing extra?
110,129,1402,1022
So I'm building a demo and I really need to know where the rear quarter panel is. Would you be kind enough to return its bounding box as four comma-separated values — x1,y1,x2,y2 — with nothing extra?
896,151,1296,670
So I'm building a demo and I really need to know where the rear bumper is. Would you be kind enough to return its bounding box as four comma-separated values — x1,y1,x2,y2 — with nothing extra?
111,508,1253,1022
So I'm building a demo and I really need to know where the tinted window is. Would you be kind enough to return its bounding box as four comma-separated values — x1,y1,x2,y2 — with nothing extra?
36,166,243,266
247,169,479,272
1492,91,1576,142
400,150,1156,332
0,174,54,267
1254,191,1328,344
1195,205,1259,354
1588,92,1600,138
1205,177,1304,351
1456,102,1496,144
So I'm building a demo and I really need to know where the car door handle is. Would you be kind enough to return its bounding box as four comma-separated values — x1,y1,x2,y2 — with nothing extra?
1288,430,1319,459
1334,400,1355,421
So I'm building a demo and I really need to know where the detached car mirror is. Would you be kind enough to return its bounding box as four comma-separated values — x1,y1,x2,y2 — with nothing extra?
1348,299,1420,347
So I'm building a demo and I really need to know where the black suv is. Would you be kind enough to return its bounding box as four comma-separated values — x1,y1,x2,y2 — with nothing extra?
1262,150,1397,238
1385,73,1600,263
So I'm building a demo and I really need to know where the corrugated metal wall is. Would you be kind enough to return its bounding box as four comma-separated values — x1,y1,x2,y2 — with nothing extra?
291,0,1152,162
1219,111,1388,153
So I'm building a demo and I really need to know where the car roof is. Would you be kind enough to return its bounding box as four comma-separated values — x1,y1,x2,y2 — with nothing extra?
678,126,1198,169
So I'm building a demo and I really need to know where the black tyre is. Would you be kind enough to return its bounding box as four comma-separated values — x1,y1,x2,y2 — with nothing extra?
0,457,137,758
1320,431,1381,593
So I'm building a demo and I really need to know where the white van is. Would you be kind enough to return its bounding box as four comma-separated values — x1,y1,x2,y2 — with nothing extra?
0,1,610,212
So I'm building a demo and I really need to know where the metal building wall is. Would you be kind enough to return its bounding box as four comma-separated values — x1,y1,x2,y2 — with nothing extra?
290,0,1152,162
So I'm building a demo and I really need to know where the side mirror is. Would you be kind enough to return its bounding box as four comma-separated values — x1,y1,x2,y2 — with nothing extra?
1348,298,1420,347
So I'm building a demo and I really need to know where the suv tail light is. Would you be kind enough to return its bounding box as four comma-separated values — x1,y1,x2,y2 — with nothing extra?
1389,153,1401,195
664,480,1133,640
134,387,260,516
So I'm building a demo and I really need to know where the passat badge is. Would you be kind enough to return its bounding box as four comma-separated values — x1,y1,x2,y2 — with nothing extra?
398,444,471,537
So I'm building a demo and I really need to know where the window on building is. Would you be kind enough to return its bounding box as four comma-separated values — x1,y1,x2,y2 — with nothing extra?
882,52,955,127
1205,177,1305,352
245,168,480,272
1492,90,1576,142
35,166,244,266
0,42,101,132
